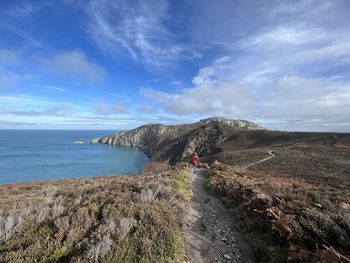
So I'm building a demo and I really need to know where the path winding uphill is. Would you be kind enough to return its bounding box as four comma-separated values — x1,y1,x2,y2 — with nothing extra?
183,169,256,263
243,150,277,170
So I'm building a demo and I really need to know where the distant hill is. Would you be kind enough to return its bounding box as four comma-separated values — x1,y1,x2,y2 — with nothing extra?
95,117,264,164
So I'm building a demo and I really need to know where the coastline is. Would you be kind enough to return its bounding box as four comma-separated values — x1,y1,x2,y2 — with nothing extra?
0,129,147,185
1,119,349,262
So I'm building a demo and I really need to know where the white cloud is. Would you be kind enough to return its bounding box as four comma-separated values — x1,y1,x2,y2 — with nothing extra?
140,87,171,104
0,95,54,106
95,101,112,115
249,75,350,131
246,26,327,46
267,0,334,17
47,85,68,92
0,103,74,117
86,0,198,69
115,103,128,114
107,93,131,102
43,49,106,84
0,25,44,48
136,105,158,114
95,101,129,115
170,80,182,87
141,57,253,117
140,51,350,131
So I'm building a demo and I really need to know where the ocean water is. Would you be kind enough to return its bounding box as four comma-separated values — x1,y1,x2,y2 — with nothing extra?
0,130,147,185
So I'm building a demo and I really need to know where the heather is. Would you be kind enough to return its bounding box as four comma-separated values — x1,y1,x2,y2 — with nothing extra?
0,163,191,263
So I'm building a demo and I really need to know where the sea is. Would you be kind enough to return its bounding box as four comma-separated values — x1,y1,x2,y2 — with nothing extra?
0,130,147,185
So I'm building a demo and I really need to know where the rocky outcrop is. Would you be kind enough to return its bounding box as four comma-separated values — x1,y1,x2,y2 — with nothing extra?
95,117,265,164
198,117,264,130
98,124,180,149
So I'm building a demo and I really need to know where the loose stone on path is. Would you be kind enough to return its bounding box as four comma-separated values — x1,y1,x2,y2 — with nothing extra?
183,169,256,263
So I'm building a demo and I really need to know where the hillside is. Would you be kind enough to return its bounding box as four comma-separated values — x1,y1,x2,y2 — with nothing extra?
1,118,349,262
95,117,264,164
95,118,350,262
0,163,192,263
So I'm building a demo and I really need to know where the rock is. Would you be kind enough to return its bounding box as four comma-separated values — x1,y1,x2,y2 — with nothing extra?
202,162,210,169
213,160,221,165
95,117,265,165
198,117,264,130
89,138,99,144
73,141,84,144
223,254,232,260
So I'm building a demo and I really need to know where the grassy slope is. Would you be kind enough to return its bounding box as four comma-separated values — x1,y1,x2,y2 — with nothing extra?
205,135,350,263
0,162,192,263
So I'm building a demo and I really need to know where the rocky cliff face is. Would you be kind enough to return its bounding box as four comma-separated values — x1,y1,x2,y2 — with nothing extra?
98,124,178,149
95,117,264,164
198,117,264,130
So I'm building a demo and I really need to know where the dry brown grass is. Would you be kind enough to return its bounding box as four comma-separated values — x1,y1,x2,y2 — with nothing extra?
143,161,171,174
202,133,350,262
207,161,350,263
0,163,192,263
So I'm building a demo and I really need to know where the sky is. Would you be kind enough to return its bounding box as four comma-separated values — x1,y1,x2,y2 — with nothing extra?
0,0,349,131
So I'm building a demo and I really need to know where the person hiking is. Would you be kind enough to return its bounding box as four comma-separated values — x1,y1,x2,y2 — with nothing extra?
192,152,200,174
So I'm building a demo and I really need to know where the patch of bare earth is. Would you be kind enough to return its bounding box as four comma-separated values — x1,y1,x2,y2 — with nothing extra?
183,169,255,263
334,138,350,149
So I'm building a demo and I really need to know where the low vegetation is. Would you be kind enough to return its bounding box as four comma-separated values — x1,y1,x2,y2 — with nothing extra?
1,121,349,262
0,162,192,263
206,138,350,263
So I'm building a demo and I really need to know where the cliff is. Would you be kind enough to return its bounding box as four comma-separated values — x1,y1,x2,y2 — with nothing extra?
94,117,264,164
198,117,263,130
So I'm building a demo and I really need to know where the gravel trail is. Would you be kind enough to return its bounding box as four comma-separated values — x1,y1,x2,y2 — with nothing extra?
183,169,256,263
243,150,277,170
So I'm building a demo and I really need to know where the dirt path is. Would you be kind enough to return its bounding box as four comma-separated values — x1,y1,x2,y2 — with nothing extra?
243,150,277,170
183,169,256,263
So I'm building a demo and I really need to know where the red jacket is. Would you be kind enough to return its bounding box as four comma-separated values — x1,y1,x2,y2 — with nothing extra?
192,154,199,166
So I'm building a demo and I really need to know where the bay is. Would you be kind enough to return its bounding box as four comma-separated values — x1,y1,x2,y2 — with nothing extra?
0,130,146,185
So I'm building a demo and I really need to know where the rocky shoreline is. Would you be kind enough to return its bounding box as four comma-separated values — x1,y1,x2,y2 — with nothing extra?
91,117,264,164
1,118,349,262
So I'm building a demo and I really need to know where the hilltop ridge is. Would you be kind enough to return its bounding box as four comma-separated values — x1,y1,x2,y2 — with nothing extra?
95,117,264,164
198,117,264,130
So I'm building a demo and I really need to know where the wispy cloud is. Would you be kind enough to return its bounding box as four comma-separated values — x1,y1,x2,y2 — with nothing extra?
0,103,74,117
85,0,199,69
244,26,327,46
95,101,129,115
107,93,131,102
43,49,106,84
136,105,158,114
0,25,44,48
0,0,349,131
46,85,68,92
0,95,55,106
267,0,335,18
10,3,39,18
1,2,44,18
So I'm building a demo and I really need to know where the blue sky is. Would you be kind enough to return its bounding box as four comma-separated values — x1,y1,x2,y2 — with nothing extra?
0,0,349,131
